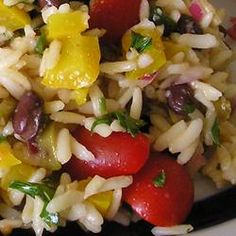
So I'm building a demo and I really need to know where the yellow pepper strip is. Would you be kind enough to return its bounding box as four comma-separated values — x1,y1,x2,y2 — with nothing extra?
214,96,232,121
71,88,89,106
77,178,91,191
87,191,113,216
122,27,166,80
0,0,31,31
77,178,113,216
0,141,21,171
163,41,189,60
1,163,36,190
42,34,100,90
122,27,164,53
126,47,166,80
47,11,89,40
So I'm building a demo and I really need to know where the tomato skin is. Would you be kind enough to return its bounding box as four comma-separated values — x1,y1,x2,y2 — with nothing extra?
89,0,141,42
64,126,150,178
123,155,194,226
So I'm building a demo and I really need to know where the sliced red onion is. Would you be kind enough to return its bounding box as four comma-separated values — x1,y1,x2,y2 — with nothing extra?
175,74,200,85
176,66,213,85
138,71,159,88
189,0,204,21
159,75,178,90
160,71,200,90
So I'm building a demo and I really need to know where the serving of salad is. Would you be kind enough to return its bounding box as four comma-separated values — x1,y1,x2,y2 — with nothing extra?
0,0,235,235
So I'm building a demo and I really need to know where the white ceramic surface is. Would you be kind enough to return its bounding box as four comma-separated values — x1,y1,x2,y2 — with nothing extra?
189,1,236,235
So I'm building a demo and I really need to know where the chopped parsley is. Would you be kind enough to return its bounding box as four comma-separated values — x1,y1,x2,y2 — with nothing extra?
40,205,59,227
183,104,195,114
91,115,112,130
35,33,47,55
98,97,107,114
149,6,177,37
91,111,146,137
153,170,166,187
211,119,220,146
10,181,59,227
131,31,152,53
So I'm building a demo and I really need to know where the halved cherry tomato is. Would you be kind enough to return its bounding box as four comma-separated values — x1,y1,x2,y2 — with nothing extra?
123,154,194,226
227,17,236,40
64,126,150,178
89,0,141,42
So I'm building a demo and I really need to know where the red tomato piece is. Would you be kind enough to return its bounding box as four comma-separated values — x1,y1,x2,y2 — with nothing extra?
64,126,150,178
89,0,141,42
123,155,194,226
227,17,236,40
228,25,236,40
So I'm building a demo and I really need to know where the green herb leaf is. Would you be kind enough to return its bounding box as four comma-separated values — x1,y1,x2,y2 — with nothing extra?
40,204,59,227
131,31,152,53
10,181,58,226
35,33,47,55
149,6,177,37
10,181,54,202
153,170,166,187
98,97,107,114
91,112,146,137
91,114,113,132
183,104,195,114
211,119,220,146
0,134,6,143
113,112,146,137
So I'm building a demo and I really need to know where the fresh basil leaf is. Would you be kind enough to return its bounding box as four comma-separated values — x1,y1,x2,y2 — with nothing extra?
211,119,220,146
98,97,107,114
10,181,54,202
35,33,47,55
10,181,58,226
91,112,146,137
149,6,177,37
40,204,59,227
183,104,195,114
113,112,146,137
131,31,152,53
91,114,113,131
153,170,166,187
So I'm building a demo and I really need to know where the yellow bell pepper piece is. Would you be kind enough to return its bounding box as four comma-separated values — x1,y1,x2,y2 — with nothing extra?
71,88,89,106
122,27,166,80
0,141,21,171
1,163,36,190
77,178,91,191
47,11,89,40
77,178,113,216
42,34,100,90
163,41,189,60
122,27,164,53
126,47,166,80
0,0,31,31
87,191,113,216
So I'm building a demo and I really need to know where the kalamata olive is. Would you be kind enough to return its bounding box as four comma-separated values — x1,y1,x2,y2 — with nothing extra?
13,92,43,141
38,0,67,9
167,84,194,115
100,41,122,62
176,15,203,34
